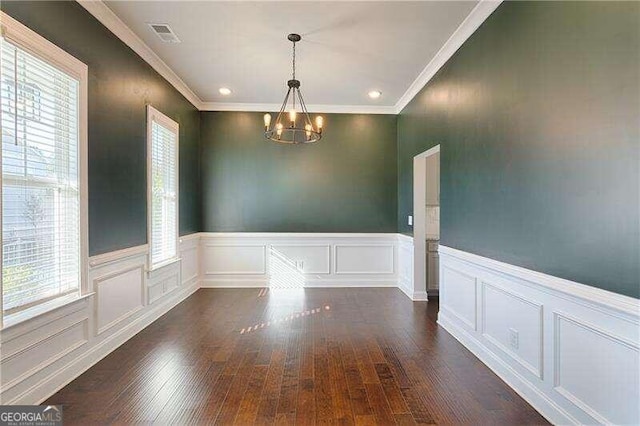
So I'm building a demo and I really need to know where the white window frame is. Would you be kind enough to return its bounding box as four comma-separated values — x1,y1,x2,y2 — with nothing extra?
0,12,89,328
146,105,179,271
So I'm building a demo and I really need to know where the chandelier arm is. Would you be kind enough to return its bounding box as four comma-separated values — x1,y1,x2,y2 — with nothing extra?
273,86,292,130
296,88,315,129
292,87,296,113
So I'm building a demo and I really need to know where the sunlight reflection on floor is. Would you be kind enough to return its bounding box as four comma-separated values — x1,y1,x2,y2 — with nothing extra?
239,306,327,334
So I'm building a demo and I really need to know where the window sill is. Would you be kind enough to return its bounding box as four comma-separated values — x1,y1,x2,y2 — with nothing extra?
2,292,94,330
148,257,181,275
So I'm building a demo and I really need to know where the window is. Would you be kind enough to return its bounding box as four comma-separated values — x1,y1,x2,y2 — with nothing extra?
1,12,88,326
147,106,179,269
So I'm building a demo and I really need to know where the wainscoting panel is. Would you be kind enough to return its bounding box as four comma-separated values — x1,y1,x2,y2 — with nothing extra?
271,245,331,275
147,264,181,305
481,281,543,379
398,235,415,299
334,244,395,274
438,245,640,425
441,266,477,331
94,265,145,335
553,313,639,425
0,235,200,405
1,314,89,392
203,244,267,275
180,236,199,286
200,233,399,288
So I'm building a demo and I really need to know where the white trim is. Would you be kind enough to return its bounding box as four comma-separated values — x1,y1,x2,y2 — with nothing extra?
0,235,200,404
198,232,398,239
0,293,94,332
146,105,180,271
438,312,576,425
88,244,148,268
439,245,640,318
198,102,396,114
438,246,640,425
76,0,202,109
93,264,146,335
74,1,500,115
480,280,544,379
19,282,198,405
393,0,502,113
0,11,89,328
4,231,638,423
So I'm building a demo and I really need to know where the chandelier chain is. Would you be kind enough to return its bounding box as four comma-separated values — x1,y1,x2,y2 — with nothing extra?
292,41,296,80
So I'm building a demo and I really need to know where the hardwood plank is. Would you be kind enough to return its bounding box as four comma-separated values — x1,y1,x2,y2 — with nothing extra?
375,363,410,414
364,383,397,425
233,365,269,425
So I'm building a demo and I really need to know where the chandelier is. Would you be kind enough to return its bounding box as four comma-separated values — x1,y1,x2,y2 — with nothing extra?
263,34,323,144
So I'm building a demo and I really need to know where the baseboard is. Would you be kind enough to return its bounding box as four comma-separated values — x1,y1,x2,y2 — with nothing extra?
438,311,576,425
201,278,397,289
412,290,429,301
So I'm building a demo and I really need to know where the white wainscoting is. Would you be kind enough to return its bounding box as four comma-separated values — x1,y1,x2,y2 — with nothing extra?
3,231,638,424
437,245,640,425
398,234,415,299
200,233,399,288
0,234,200,405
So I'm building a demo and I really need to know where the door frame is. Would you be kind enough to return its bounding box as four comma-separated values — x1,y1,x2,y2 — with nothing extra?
412,144,440,300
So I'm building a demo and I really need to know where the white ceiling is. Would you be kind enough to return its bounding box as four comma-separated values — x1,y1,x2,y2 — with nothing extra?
102,1,480,111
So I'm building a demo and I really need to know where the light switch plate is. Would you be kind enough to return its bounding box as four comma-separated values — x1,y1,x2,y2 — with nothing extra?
408,215,413,226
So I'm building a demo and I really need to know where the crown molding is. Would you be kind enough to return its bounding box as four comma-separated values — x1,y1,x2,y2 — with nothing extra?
393,0,502,114
77,0,500,115
199,102,396,115
76,0,204,109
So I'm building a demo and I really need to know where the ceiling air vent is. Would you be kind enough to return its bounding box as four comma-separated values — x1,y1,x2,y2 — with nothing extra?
147,23,180,43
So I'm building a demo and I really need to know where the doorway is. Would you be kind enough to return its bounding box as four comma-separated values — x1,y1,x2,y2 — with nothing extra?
412,145,440,300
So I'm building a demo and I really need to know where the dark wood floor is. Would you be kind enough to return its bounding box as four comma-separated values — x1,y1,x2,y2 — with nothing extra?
46,288,548,425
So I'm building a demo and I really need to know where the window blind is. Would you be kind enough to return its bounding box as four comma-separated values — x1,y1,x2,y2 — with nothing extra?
1,38,81,313
150,116,178,266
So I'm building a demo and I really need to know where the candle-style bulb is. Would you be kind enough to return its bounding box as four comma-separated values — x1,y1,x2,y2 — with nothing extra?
289,109,297,127
305,123,312,140
276,123,283,139
315,116,323,134
263,113,271,130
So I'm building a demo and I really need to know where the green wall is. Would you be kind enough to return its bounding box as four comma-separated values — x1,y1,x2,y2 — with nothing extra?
201,112,397,233
4,1,638,298
397,2,639,298
1,1,202,256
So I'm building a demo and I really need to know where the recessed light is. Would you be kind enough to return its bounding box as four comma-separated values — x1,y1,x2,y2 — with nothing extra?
368,90,382,99
219,87,232,96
